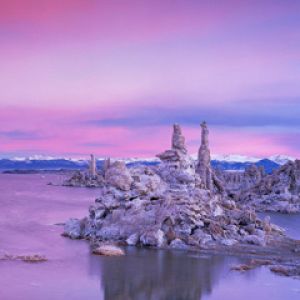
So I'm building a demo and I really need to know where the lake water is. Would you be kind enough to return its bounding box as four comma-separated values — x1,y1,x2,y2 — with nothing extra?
0,174,299,300
258,212,300,240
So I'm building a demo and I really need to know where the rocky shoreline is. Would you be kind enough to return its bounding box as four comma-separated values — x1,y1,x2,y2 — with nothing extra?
63,122,300,278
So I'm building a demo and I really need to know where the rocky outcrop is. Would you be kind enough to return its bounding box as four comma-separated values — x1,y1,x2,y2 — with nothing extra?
92,245,125,256
63,170,104,187
63,154,104,187
217,165,265,196
156,124,196,187
63,123,285,253
238,160,300,212
215,158,300,213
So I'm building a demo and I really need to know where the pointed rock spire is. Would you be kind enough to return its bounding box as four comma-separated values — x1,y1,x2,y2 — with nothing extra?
196,122,213,190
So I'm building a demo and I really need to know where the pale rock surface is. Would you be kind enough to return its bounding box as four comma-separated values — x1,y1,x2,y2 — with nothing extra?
92,245,125,256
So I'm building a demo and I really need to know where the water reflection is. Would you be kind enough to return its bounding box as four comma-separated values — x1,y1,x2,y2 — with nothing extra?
89,248,244,300
1,174,299,300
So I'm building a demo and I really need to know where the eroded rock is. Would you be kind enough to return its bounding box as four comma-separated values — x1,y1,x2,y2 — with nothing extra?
62,123,291,258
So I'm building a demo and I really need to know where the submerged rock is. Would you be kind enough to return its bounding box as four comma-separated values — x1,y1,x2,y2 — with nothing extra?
0,254,47,263
270,265,300,278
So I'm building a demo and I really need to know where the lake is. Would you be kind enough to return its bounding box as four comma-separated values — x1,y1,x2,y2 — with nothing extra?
0,174,299,300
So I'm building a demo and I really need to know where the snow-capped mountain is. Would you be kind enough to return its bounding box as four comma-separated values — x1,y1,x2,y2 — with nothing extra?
210,154,260,163
267,155,295,165
0,153,296,173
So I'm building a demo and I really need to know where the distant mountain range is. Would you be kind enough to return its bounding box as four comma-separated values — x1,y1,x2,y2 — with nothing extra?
0,154,295,174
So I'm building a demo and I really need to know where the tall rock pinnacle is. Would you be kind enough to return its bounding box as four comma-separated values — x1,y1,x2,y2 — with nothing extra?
196,122,213,190
172,124,187,154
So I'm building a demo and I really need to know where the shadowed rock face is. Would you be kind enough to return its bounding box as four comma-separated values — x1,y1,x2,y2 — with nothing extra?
64,123,285,251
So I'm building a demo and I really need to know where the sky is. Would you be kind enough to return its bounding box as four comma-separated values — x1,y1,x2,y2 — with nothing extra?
0,0,300,158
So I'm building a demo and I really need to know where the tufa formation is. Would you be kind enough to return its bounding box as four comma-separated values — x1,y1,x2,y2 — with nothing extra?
63,123,291,253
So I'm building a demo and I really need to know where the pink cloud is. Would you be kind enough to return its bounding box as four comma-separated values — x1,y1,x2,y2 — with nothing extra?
0,106,299,158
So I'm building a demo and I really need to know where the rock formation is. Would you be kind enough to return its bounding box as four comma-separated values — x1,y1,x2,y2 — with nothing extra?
62,122,299,214
238,160,300,212
63,123,285,252
171,123,187,154
63,154,103,188
217,165,265,196
196,122,224,194
104,160,133,191
156,124,196,188
196,122,212,190
89,154,97,178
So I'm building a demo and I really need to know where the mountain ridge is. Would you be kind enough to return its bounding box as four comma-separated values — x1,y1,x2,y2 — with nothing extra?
0,154,294,173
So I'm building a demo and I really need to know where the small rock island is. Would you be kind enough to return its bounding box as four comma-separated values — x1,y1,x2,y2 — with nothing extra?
63,122,300,277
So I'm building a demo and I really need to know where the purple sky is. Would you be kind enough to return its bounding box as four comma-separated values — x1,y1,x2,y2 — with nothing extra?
1,0,300,158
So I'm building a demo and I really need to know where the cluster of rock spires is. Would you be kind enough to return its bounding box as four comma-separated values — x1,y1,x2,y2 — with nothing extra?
237,161,300,213
64,122,292,251
64,122,300,214
216,160,300,213
63,154,104,187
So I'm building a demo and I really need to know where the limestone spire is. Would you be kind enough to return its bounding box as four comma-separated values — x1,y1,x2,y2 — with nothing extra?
89,154,97,178
196,121,212,190
171,123,187,154
201,121,209,149
199,121,211,164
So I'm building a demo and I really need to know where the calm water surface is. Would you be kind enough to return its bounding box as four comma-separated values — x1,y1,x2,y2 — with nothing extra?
0,174,299,300
259,212,300,240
